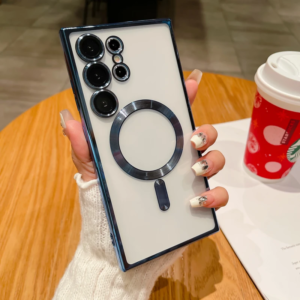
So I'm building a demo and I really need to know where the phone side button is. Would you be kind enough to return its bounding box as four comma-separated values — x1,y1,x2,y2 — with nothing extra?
110,233,115,246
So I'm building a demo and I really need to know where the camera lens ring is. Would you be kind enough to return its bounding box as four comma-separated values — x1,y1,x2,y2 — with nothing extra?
76,33,105,62
112,63,130,82
76,33,104,62
83,62,111,89
106,36,124,55
91,89,119,118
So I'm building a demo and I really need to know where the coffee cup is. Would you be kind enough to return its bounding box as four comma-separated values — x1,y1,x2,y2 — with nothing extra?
244,51,300,182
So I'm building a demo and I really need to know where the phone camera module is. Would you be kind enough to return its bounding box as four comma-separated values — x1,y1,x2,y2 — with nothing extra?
76,34,104,62
112,63,130,82
83,62,111,89
106,36,123,54
91,90,119,117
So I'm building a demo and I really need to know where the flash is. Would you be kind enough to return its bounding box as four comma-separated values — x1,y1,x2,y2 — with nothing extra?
113,54,123,64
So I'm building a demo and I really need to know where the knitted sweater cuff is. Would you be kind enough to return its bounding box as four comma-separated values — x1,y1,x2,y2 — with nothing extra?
53,174,185,300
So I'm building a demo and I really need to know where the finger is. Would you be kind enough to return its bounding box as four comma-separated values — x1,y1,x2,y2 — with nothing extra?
185,69,202,105
190,124,218,151
60,110,91,163
60,109,74,136
191,150,225,178
190,186,229,209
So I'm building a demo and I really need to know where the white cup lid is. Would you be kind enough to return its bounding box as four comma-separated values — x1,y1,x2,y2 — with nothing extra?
255,51,300,104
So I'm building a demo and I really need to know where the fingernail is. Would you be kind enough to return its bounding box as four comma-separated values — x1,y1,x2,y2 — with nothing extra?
187,69,202,85
60,110,74,129
190,195,207,207
191,132,207,148
192,159,210,176
60,113,66,129
190,194,213,207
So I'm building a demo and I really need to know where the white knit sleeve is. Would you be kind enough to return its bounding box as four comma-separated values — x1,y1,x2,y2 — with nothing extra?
53,174,185,300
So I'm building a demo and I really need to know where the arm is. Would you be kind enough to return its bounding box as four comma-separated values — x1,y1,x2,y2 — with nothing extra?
53,174,185,300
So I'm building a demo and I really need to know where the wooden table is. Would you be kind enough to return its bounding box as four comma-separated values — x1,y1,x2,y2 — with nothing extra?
0,72,262,299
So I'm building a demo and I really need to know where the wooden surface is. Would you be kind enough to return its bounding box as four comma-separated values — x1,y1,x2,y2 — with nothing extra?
0,72,261,299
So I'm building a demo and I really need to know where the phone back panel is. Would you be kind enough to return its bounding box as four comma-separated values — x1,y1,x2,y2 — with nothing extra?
62,20,218,270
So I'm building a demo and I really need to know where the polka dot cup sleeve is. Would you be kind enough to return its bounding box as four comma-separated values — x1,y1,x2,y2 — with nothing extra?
244,52,300,182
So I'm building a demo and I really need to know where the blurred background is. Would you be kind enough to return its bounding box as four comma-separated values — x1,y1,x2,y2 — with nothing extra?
0,0,300,130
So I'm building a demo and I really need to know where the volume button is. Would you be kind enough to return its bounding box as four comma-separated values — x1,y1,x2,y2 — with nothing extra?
110,233,115,246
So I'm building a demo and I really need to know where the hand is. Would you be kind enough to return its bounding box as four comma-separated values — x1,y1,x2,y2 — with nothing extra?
60,69,228,210
54,70,229,299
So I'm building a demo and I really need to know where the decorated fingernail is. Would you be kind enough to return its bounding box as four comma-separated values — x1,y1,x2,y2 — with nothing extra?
192,160,210,176
191,132,207,148
187,69,202,85
190,196,207,207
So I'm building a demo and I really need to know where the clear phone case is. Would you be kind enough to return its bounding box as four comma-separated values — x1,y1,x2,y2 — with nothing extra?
60,19,218,271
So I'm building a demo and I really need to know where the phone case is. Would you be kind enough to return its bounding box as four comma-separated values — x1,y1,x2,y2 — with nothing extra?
60,19,219,271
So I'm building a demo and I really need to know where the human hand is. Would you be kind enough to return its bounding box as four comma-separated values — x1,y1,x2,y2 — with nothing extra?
54,70,228,299
187,71,228,209
60,69,228,209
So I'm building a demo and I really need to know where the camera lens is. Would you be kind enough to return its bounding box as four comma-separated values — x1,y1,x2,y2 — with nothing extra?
109,39,120,51
91,90,119,117
83,62,111,89
112,63,130,82
106,36,123,54
76,34,104,62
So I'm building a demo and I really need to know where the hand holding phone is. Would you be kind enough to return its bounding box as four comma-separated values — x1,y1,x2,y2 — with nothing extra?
60,20,227,271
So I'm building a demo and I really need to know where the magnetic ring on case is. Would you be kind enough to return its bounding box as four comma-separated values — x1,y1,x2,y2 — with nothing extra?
76,33,105,62
106,36,124,55
83,62,111,89
110,100,184,180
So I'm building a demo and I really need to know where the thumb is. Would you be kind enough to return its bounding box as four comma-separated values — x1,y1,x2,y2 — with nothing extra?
60,110,91,163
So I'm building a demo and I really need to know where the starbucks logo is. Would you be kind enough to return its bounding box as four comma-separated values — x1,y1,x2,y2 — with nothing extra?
287,139,300,163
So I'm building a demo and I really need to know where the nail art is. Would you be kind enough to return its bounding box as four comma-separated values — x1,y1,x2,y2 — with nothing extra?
192,160,209,176
190,196,207,207
191,132,207,148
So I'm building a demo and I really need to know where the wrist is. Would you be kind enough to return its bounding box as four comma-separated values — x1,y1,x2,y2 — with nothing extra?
54,173,186,300
54,243,160,300
81,172,97,182
73,156,97,182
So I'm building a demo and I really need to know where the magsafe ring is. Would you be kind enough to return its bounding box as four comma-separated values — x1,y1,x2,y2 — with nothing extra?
110,100,183,180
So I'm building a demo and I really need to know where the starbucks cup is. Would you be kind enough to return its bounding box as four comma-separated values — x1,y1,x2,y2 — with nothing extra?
244,51,300,182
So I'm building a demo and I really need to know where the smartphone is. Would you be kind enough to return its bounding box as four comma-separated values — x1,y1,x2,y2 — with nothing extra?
60,19,218,272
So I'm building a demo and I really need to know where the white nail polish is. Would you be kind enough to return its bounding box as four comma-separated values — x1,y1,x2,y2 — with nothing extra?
192,160,209,176
60,112,66,129
190,196,207,207
191,132,207,148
